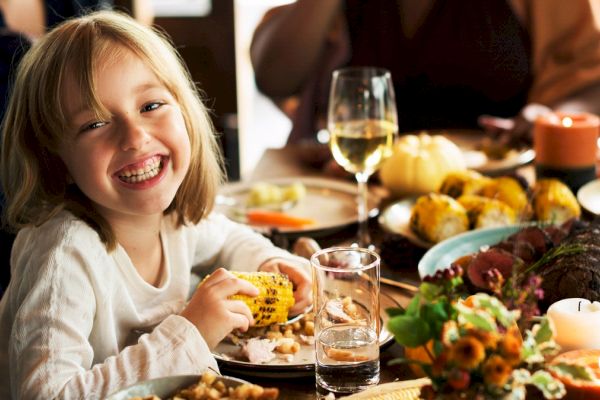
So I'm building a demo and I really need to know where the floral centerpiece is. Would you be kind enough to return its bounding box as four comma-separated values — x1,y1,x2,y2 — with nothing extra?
386,264,596,400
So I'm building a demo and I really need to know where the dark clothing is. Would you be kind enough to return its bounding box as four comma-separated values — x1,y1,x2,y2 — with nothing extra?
288,0,532,143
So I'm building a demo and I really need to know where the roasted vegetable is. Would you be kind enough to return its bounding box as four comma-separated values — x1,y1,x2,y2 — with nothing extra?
229,272,295,327
480,176,531,220
245,209,315,228
532,179,581,224
457,195,516,229
409,193,469,243
246,181,306,208
438,170,492,198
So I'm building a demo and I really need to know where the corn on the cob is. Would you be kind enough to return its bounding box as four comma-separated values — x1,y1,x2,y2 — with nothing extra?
409,193,469,243
229,271,295,327
480,176,531,220
457,194,516,229
532,178,581,224
438,170,492,198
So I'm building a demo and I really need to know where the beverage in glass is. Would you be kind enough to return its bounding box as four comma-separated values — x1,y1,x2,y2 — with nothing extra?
311,246,381,398
327,67,398,248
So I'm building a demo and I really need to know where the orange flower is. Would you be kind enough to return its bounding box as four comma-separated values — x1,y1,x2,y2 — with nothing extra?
468,328,499,350
483,354,512,387
499,326,522,366
448,336,486,370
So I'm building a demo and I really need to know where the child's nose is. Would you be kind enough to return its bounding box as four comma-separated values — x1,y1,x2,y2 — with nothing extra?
120,119,151,151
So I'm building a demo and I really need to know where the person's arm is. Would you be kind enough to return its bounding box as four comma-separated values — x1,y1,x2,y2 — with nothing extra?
527,0,600,113
250,0,343,97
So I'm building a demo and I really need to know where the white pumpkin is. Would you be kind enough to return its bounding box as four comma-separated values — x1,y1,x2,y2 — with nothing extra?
380,133,466,197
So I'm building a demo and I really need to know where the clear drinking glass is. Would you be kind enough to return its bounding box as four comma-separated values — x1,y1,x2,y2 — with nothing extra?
327,67,398,248
311,247,381,398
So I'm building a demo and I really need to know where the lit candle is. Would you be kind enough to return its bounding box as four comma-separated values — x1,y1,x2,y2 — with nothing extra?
547,298,600,351
534,112,599,192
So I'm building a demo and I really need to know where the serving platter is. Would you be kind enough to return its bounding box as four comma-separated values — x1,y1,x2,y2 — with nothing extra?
216,177,380,237
417,224,531,279
213,292,399,379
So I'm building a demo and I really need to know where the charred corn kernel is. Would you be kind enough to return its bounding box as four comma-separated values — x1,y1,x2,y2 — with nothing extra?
229,271,295,327
532,178,581,224
438,170,492,198
480,176,531,220
409,193,469,243
457,194,516,229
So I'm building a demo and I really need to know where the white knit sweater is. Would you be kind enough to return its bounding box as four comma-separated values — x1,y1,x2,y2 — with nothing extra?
0,211,299,399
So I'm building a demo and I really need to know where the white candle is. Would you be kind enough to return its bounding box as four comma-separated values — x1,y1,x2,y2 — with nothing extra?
547,298,600,352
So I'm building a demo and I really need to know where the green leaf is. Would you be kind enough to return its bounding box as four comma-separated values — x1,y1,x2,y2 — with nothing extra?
420,282,442,301
405,295,421,317
549,362,597,382
529,370,566,399
385,307,405,318
388,315,431,347
474,294,518,328
455,301,497,331
533,318,554,344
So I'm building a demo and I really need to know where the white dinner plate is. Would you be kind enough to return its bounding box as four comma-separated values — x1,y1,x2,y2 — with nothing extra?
577,178,600,215
216,177,380,237
213,292,400,379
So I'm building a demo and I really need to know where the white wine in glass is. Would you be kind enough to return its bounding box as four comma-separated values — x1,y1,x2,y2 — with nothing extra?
328,67,398,248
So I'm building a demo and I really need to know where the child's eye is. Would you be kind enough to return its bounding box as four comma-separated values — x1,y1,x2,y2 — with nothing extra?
80,121,107,133
142,102,164,112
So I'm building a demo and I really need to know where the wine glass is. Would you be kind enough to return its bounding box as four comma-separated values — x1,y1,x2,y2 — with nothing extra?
327,67,398,248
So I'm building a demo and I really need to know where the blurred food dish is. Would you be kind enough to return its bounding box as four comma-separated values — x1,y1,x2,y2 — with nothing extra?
106,374,252,400
418,129,535,175
577,178,600,215
216,177,380,237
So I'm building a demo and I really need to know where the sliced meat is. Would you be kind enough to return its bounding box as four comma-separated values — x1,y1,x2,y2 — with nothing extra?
467,248,522,289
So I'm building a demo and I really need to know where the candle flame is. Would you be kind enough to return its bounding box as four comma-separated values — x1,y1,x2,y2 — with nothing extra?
562,117,574,127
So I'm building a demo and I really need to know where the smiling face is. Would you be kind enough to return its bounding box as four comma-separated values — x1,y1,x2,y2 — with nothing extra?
58,47,191,224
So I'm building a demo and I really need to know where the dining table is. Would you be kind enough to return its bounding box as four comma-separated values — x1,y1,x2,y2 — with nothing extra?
216,144,538,399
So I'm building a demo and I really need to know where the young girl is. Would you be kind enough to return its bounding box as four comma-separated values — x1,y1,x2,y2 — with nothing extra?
0,11,312,399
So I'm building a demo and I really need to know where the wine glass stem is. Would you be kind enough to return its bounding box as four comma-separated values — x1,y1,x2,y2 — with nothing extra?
355,171,371,248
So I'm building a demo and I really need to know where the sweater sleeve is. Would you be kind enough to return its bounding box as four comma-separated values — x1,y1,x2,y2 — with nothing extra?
191,213,293,273
10,241,217,400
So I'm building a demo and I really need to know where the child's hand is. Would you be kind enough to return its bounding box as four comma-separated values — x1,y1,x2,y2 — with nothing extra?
259,258,312,316
181,268,259,349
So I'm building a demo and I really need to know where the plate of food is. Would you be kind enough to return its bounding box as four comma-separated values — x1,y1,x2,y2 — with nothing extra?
420,129,535,175
417,224,528,279
577,178,600,215
378,197,433,249
216,177,380,237
213,291,401,379
106,372,277,400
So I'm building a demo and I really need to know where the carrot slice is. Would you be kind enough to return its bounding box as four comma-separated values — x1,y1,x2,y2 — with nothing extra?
246,209,316,228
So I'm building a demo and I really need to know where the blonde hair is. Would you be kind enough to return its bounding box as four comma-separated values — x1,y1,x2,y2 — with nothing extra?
0,10,224,250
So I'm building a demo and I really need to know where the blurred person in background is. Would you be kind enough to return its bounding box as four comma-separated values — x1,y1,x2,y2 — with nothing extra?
250,0,600,146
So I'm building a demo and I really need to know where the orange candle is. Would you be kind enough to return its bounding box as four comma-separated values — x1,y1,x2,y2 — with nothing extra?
534,112,599,192
552,349,600,400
